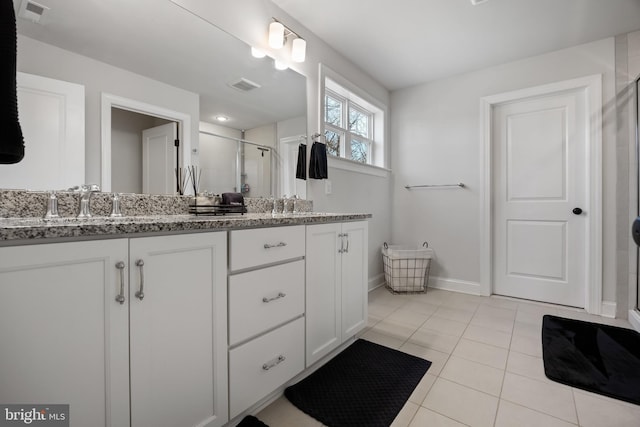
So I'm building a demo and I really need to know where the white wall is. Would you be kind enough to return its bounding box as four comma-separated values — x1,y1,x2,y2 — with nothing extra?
174,0,392,288
17,35,200,187
391,38,617,305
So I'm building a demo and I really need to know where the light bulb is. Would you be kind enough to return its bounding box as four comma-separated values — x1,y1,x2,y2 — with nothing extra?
251,47,266,58
291,38,306,62
269,22,285,49
274,59,288,70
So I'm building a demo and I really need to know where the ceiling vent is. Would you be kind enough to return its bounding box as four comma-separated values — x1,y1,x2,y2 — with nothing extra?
228,78,261,92
18,0,49,23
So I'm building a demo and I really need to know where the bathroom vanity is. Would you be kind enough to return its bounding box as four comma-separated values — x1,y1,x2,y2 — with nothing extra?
0,209,369,427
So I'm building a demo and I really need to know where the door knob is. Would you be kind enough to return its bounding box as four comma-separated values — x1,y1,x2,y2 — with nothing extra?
572,208,583,215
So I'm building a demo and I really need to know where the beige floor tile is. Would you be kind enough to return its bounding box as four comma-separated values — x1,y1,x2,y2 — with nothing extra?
421,315,469,337
390,401,420,427
470,312,515,333
361,329,405,349
368,302,399,319
574,389,640,427
408,407,467,427
401,300,440,316
399,342,450,376
423,378,498,427
440,355,505,396
439,297,481,314
387,308,431,327
452,338,508,369
510,333,543,357
462,324,511,349
408,373,437,405
433,306,475,323
408,328,460,353
495,400,577,427
484,296,520,310
512,321,542,339
256,396,322,427
514,309,546,327
516,301,560,315
506,351,547,383
371,318,418,341
501,372,577,424
475,304,517,320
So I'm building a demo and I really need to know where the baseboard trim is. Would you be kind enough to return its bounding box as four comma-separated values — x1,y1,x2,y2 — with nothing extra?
368,273,385,291
600,301,616,318
428,276,483,296
629,309,640,332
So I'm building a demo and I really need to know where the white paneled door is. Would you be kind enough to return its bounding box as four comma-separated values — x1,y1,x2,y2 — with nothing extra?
142,122,177,194
493,88,588,307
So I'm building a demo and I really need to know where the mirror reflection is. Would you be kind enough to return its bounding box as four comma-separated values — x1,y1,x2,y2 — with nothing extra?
9,0,307,198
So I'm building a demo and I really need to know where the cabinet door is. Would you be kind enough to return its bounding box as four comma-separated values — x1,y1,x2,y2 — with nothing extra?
341,221,369,340
129,232,227,427
305,223,342,366
0,240,130,427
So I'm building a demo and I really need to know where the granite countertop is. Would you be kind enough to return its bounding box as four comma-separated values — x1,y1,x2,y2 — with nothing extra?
0,212,372,243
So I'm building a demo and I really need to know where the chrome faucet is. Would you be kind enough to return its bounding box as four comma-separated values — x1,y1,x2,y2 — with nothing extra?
70,184,101,218
44,190,60,219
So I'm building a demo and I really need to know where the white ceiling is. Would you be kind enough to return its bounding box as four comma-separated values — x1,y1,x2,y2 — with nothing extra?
13,0,306,130
272,0,640,90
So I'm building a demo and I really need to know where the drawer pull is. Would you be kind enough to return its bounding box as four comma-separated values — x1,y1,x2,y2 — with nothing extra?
135,259,145,301
262,292,286,303
115,261,126,304
264,242,287,249
262,355,286,371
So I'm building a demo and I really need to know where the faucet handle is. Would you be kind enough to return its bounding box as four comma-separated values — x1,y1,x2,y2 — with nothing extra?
44,190,60,219
110,193,123,217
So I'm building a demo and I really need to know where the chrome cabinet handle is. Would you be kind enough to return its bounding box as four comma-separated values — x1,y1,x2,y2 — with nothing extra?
115,261,126,304
262,292,286,303
262,355,286,371
135,259,145,300
338,233,345,253
264,242,287,249
344,233,349,253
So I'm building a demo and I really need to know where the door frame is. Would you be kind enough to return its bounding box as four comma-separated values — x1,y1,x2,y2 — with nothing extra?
479,75,603,313
101,93,191,193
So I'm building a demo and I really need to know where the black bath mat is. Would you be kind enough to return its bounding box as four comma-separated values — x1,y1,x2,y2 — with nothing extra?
236,415,268,427
284,339,431,427
542,314,640,405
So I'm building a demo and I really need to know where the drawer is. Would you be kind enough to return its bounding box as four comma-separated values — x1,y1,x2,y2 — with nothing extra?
229,260,305,346
229,225,305,271
229,317,304,418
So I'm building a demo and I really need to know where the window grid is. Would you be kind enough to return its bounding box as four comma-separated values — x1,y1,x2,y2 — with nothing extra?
324,89,374,164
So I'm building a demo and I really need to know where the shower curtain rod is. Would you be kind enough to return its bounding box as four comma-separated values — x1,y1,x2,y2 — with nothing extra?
198,130,274,150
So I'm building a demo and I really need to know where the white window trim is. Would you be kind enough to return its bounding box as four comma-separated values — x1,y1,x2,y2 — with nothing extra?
318,64,388,172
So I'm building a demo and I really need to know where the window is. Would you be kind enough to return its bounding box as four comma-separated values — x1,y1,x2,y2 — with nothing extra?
322,77,384,168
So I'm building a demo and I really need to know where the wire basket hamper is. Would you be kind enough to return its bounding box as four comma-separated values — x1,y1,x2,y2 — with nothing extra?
382,242,433,294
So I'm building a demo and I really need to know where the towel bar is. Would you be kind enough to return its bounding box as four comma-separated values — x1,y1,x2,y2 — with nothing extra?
404,183,465,189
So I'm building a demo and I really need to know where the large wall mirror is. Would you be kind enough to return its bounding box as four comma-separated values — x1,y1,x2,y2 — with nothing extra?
8,0,307,198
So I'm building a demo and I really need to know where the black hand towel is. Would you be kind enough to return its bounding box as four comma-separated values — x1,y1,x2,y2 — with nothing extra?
296,143,306,180
0,0,25,164
309,141,328,179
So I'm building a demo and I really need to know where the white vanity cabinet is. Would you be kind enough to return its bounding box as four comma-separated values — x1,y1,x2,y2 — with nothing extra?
227,226,306,419
305,221,369,366
0,239,130,427
0,232,228,427
128,233,228,427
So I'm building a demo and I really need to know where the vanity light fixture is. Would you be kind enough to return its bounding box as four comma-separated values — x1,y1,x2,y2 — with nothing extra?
268,21,285,49
251,47,266,58
267,18,307,65
274,59,288,71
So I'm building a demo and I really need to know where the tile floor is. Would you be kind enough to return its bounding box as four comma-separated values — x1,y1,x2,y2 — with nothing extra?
256,287,640,427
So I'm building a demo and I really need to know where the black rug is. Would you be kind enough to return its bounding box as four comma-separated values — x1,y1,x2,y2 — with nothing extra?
236,415,268,427
542,314,640,405
284,339,431,427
